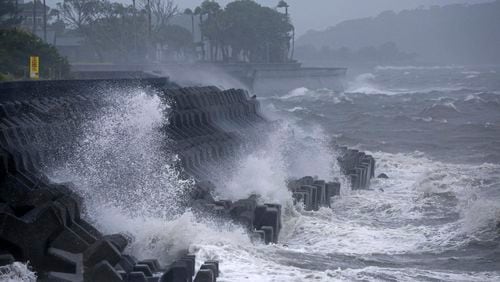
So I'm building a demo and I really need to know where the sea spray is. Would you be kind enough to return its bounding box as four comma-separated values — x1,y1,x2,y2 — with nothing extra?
212,115,339,205
48,86,194,230
95,207,251,265
0,262,37,282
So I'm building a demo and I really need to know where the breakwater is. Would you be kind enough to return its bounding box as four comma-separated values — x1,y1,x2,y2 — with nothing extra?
0,78,375,281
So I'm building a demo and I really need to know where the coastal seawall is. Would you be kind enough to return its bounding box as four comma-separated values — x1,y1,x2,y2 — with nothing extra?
0,78,374,281
69,63,347,96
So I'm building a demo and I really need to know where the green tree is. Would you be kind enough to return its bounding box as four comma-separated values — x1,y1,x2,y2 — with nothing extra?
0,29,70,80
193,6,204,59
57,0,101,30
0,0,22,28
57,0,105,60
157,25,194,60
199,0,293,63
199,0,222,61
184,8,195,42
87,1,148,62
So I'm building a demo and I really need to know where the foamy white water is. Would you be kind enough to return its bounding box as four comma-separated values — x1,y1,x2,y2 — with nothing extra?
0,262,37,282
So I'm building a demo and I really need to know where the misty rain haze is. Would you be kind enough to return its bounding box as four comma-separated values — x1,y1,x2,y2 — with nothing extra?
0,0,499,282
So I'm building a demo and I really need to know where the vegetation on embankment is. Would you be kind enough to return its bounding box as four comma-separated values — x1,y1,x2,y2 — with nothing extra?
0,29,70,81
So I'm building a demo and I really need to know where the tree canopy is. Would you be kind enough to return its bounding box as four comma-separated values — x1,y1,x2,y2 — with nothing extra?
0,0,22,28
55,0,188,62
197,0,293,63
0,29,70,80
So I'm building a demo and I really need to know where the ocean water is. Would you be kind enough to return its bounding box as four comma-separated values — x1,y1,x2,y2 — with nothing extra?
243,65,500,281
32,65,500,281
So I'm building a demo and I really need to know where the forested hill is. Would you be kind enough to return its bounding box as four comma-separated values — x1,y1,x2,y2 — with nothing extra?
296,0,500,64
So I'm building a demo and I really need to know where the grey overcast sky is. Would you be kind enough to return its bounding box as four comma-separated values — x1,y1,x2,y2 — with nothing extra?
45,0,494,36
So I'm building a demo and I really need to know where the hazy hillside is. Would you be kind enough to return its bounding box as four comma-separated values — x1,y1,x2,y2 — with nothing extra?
296,0,500,64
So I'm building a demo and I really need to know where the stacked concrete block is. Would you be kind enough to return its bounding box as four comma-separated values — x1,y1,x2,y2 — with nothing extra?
191,192,282,245
0,78,378,280
194,261,219,282
336,146,376,190
288,177,342,211
0,156,216,281
0,79,233,281
163,87,268,182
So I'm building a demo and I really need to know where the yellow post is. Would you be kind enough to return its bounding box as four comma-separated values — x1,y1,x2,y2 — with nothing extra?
29,56,40,79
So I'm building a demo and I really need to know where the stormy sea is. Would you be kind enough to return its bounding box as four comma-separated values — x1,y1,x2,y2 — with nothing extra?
19,65,498,282
253,65,500,281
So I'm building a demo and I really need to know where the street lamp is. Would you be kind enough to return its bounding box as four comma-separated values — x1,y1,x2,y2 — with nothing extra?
277,0,289,16
277,1,293,62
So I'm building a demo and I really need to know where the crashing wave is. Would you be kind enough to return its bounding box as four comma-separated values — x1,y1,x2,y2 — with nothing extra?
420,102,461,118
0,262,37,282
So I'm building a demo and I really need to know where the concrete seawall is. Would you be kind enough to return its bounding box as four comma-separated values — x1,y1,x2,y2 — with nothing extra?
69,63,347,95
0,78,374,281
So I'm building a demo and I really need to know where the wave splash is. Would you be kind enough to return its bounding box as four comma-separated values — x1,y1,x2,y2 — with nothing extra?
49,87,192,220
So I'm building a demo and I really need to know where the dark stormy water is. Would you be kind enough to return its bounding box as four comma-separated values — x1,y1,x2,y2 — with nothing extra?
15,65,497,281
247,65,500,281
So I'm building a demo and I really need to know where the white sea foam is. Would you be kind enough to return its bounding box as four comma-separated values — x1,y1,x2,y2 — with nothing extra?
331,267,500,282
347,73,471,96
282,87,310,99
465,94,486,103
94,208,252,266
346,73,397,95
279,87,353,104
276,151,500,258
462,70,481,75
376,65,466,71
287,106,306,112
0,262,37,282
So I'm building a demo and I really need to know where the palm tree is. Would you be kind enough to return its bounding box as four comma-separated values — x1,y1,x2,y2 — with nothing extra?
184,8,195,42
132,0,137,56
200,1,221,61
194,6,204,60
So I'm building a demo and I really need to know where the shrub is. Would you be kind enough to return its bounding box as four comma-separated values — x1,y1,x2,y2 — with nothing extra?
0,28,70,80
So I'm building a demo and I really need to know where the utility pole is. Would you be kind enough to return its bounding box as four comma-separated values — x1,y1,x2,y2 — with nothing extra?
147,0,152,60
190,13,194,43
15,0,19,25
277,0,292,62
32,0,37,34
200,12,204,60
132,0,137,58
147,0,152,42
43,0,47,41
